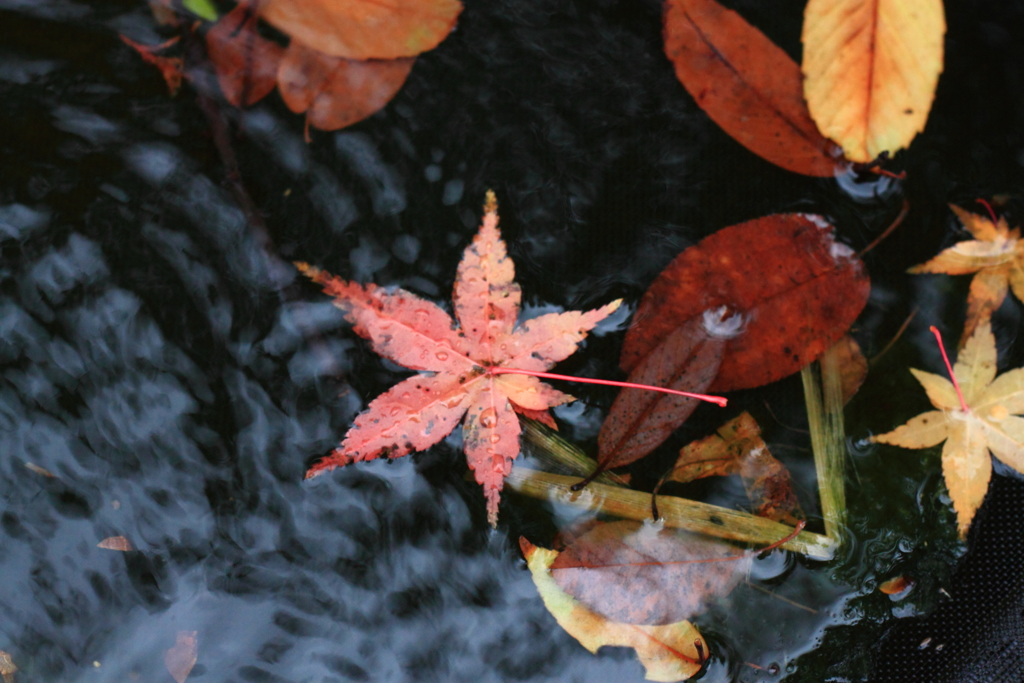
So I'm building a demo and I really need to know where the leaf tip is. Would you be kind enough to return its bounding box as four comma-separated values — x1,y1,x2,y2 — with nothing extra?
484,189,498,215
519,536,537,560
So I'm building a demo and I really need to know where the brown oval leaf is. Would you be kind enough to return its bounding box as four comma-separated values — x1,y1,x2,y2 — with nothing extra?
97,536,134,551
597,316,724,470
663,0,843,177
206,2,283,107
621,214,870,393
259,0,462,60
550,520,750,625
278,42,415,132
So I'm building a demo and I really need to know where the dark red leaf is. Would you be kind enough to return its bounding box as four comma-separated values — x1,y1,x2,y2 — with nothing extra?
597,316,724,470
206,2,282,107
621,213,870,393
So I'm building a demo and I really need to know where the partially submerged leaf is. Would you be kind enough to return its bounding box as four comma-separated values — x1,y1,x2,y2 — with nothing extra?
870,323,1024,537
597,316,724,471
0,650,16,683
621,214,870,393
522,537,707,682
667,412,804,525
663,0,843,177
206,2,282,107
548,520,750,625
908,205,1024,347
164,631,198,683
120,36,184,95
97,536,134,551
879,575,913,596
299,192,620,525
278,42,415,132
833,334,869,404
802,0,946,162
259,0,463,60
24,462,55,477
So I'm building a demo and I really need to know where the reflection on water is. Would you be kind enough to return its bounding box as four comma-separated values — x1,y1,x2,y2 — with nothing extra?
1,0,1020,681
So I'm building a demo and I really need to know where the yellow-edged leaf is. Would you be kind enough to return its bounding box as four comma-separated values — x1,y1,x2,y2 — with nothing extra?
801,0,945,162
521,538,706,682
908,205,1024,346
870,323,1024,537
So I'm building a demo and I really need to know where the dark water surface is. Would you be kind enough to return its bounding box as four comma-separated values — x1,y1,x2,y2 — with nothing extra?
2,1,1024,682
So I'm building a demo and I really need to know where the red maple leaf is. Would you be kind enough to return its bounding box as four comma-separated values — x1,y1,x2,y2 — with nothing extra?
296,191,621,525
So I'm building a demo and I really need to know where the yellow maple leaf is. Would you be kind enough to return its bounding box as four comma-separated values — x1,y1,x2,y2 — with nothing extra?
909,205,1024,347
870,322,1024,537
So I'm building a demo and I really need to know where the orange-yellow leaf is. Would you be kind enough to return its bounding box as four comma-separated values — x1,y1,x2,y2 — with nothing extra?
871,323,1024,537
802,0,946,163
908,205,1024,347
278,41,414,132
663,0,843,177
259,0,462,60
522,537,707,682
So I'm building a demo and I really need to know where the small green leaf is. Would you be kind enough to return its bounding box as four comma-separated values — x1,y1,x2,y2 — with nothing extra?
183,0,218,21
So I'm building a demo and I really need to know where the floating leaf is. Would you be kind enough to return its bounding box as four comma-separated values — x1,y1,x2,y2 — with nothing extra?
0,651,16,683
667,412,804,525
621,213,870,393
164,631,198,683
206,2,282,106
24,462,55,478
596,316,724,471
879,575,913,596
802,0,946,162
258,0,463,60
870,323,1024,537
548,520,750,625
522,537,707,682
663,0,843,177
298,192,620,525
833,334,869,404
120,36,183,96
278,41,415,132
908,205,1024,347
97,536,134,551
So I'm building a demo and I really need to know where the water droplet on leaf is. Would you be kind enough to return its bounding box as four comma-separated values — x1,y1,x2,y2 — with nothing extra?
479,407,498,428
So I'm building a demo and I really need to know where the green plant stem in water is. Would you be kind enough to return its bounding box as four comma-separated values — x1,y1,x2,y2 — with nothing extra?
506,468,834,559
801,343,849,548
